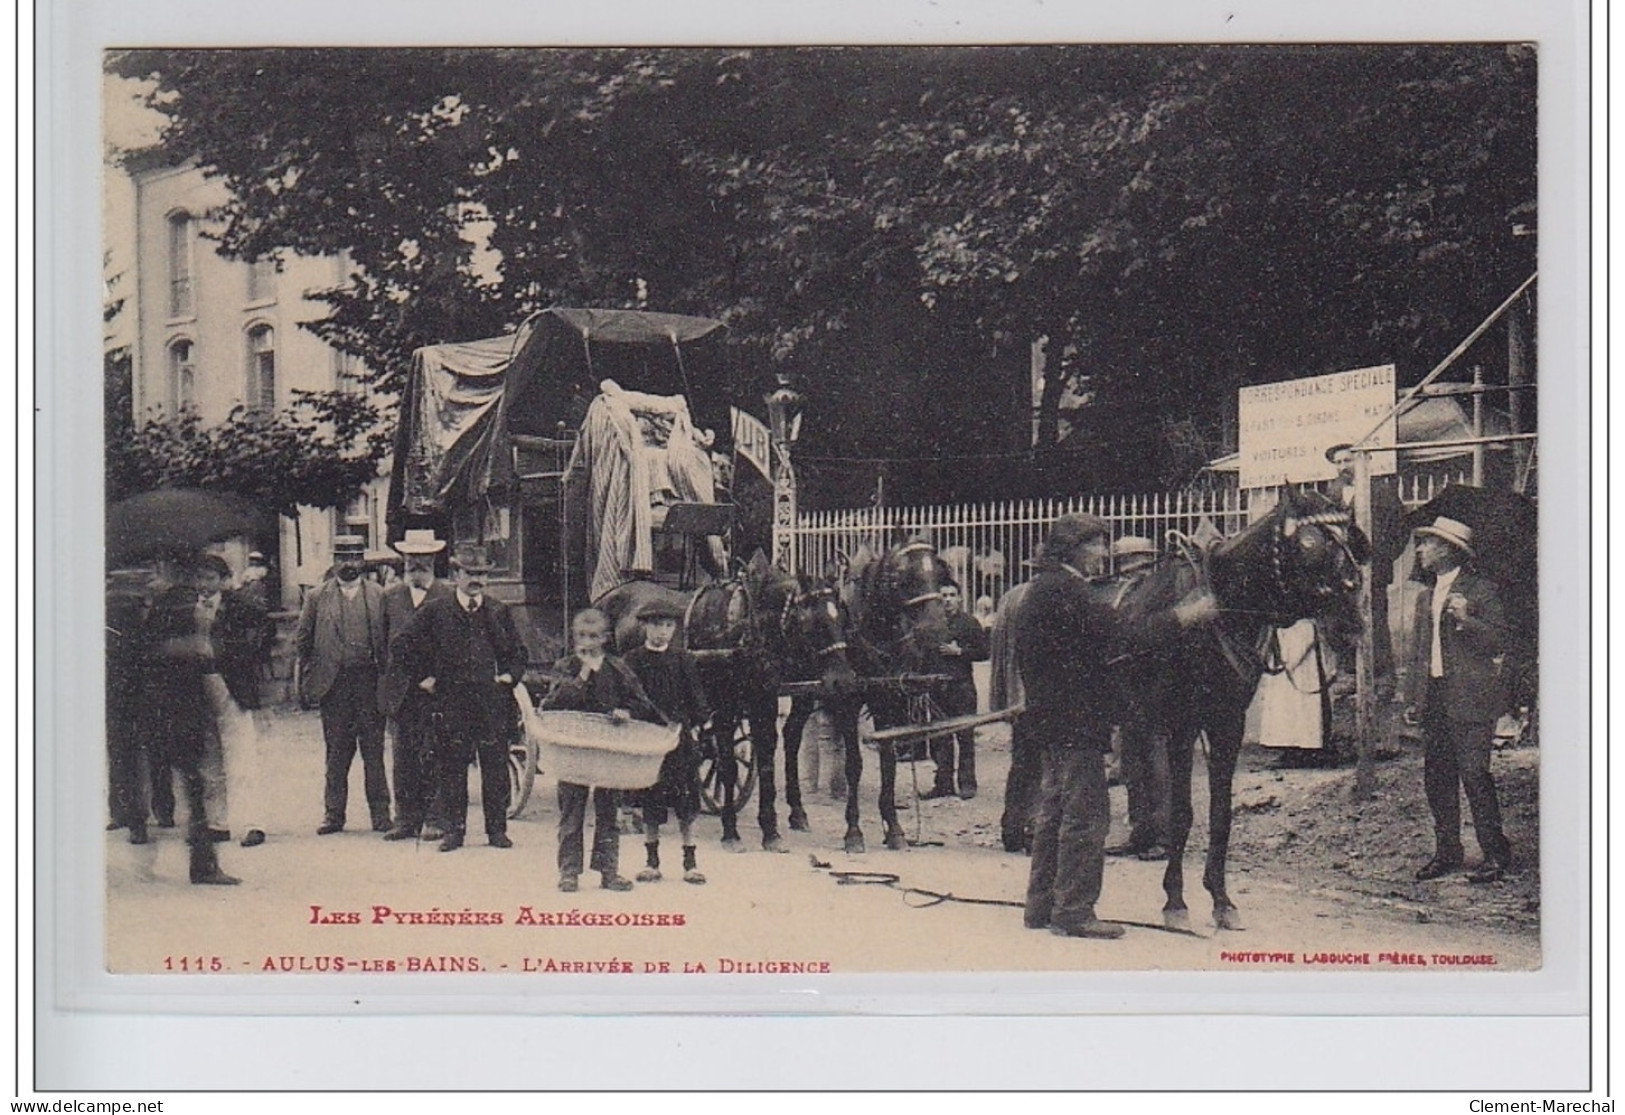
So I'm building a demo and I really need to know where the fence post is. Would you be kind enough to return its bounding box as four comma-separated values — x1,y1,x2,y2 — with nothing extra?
1352,448,1378,800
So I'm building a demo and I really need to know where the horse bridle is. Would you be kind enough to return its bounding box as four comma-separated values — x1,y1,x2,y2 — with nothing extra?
781,585,850,659
1274,507,1361,608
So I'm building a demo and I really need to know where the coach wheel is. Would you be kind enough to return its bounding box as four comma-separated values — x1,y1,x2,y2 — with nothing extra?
698,718,756,816
507,712,539,819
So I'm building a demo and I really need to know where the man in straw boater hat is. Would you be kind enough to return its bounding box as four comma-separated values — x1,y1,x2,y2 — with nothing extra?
1100,536,1173,862
296,535,391,836
1406,515,1515,885
392,542,528,852
378,529,453,843
1015,514,1219,939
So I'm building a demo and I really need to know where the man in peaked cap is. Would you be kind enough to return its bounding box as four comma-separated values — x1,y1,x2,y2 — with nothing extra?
392,542,527,852
1100,536,1172,861
1016,515,1218,939
296,535,391,836
1406,516,1516,885
378,530,454,842
624,598,712,881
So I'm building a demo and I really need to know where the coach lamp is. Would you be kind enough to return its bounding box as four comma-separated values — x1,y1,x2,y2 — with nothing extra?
765,371,804,446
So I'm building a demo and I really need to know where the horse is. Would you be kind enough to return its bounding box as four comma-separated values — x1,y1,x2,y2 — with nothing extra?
782,538,951,854
1113,487,1366,931
594,552,856,851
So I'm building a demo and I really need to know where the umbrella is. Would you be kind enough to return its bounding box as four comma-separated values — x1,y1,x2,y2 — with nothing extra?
106,488,259,567
1404,484,1537,638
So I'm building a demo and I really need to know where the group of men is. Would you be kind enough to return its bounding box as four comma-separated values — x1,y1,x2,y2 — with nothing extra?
107,552,276,885
296,532,526,853
998,507,1519,941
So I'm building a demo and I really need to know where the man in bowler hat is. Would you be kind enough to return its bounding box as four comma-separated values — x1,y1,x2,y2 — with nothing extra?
393,543,527,852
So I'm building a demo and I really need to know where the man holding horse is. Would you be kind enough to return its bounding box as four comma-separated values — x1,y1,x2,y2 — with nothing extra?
1017,514,1218,940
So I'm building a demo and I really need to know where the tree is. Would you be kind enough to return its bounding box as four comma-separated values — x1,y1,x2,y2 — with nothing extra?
108,45,1536,502
106,392,392,519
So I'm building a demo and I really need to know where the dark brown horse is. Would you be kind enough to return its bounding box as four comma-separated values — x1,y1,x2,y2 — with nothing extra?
1114,487,1365,930
782,539,950,853
595,552,857,850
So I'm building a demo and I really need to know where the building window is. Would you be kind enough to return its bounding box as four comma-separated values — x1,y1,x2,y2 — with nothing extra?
247,258,278,303
332,349,365,395
335,492,373,553
168,339,196,412
246,324,276,413
166,212,195,318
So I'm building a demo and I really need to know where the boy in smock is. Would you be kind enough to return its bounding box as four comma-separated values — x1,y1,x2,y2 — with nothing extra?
623,600,712,885
542,609,659,892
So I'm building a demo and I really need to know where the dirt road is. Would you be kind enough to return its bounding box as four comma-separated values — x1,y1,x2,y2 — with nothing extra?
106,710,1541,977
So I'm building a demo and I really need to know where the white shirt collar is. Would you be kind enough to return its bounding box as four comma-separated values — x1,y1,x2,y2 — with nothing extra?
409,585,429,606
338,579,363,598
456,588,481,610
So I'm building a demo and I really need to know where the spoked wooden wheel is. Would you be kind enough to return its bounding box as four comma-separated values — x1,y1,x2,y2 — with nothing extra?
698,717,756,815
507,709,539,819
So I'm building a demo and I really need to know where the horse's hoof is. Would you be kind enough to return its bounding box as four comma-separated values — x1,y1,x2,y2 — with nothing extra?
883,831,906,851
720,836,748,855
843,830,866,855
1162,908,1191,932
788,810,810,832
1213,906,1245,932
762,835,788,854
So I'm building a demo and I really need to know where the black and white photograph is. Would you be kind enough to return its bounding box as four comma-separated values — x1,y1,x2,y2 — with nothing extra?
95,39,1556,982
29,0,1599,1091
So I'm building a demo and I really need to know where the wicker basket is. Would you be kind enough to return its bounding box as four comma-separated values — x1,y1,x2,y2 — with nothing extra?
525,709,680,790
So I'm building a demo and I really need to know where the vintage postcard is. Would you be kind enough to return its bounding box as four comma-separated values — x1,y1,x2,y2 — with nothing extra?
31,2,1594,1094
90,36,1570,996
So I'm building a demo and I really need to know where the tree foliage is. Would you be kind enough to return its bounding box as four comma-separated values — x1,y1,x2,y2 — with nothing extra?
108,45,1536,501
106,392,392,518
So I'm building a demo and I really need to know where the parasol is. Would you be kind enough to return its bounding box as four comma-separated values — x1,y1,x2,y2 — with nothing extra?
107,488,259,567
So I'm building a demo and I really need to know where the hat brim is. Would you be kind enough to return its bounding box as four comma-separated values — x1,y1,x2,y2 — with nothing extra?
1413,526,1475,557
394,542,447,555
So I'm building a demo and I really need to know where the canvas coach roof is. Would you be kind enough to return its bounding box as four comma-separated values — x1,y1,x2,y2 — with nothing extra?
388,307,731,520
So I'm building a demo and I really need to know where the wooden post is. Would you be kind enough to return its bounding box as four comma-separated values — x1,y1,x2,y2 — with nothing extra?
1471,365,1486,487
1351,447,1378,800
1508,296,1530,482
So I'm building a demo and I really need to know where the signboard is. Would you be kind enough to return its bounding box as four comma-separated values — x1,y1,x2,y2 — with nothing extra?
1238,364,1398,488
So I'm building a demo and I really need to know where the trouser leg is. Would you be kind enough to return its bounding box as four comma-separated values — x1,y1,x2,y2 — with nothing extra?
1048,747,1109,928
557,781,588,878
1024,747,1064,924
354,672,389,824
1422,707,1465,861
590,788,621,878
320,686,359,824
148,750,175,824
478,732,510,837
1451,718,1510,865
1001,714,1040,850
200,716,228,829
389,715,423,830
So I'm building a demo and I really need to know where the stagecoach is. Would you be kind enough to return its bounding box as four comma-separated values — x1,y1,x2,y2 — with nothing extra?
388,307,771,819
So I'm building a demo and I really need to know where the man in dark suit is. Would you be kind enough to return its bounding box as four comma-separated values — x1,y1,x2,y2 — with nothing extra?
141,554,242,884
392,544,527,852
923,579,990,800
195,553,274,847
378,530,454,842
296,535,391,835
1016,514,1217,940
1407,516,1516,884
